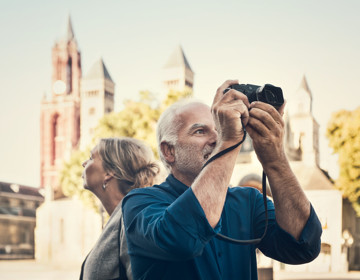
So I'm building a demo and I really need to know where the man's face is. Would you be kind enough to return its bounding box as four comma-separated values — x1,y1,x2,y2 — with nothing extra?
173,103,218,181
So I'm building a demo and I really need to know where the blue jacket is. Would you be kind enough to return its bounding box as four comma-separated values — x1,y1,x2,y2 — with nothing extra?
122,174,322,280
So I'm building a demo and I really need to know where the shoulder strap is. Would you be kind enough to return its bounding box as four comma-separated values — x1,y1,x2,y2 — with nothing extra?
79,253,90,280
118,217,128,280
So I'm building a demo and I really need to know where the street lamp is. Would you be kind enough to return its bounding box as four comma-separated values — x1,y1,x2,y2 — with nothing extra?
342,229,354,270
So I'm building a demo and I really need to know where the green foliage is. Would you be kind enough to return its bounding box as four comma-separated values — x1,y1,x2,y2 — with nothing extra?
59,88,192,209
326,107,360,216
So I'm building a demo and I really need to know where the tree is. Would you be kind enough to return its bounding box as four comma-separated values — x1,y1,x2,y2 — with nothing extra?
59,89,192,211
326,106,360,216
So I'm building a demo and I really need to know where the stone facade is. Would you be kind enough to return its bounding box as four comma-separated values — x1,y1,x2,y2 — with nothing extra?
162,45,194,92
36,16,115,266
35,194,101,268
0,182,44,259
40,16,81,198
80,59,115,150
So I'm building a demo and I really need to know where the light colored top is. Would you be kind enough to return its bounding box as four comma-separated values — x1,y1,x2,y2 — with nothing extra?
82,201,132,280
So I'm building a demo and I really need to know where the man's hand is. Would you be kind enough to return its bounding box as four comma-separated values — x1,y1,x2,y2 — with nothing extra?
211,80,250,147
245,101,286,167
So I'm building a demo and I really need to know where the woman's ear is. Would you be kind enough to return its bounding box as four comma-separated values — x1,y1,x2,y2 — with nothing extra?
104,172,114,184
160,142,175,164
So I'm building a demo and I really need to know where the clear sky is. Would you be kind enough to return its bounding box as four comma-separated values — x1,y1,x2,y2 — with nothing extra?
1,0,359,187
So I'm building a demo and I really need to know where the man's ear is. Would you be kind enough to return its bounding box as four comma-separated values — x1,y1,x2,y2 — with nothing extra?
160,142,175,164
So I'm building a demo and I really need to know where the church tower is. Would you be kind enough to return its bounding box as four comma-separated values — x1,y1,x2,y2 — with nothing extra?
163,45,194,92
40,16,82,197
285,75,320,166
80,58,115,149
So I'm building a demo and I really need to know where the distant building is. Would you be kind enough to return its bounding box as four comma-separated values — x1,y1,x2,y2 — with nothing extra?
40,17,115,198
36,16,114,266
0,182,43,259
40,16,82,199
163,45,194,92
80,58,115,149
35,191,101,268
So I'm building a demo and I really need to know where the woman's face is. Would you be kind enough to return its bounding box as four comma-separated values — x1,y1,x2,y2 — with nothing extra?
82,145,107,191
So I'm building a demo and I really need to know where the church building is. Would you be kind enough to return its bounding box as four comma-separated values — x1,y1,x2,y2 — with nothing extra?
35,18,194,267
36,17,115,266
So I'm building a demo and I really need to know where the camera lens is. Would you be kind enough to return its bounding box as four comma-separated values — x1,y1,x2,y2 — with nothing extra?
264,89,276,103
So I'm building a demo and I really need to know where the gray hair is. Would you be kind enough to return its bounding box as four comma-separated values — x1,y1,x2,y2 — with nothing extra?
156,98,200,171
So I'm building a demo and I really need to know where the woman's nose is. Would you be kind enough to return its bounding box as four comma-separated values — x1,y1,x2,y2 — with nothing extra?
82,160,87,168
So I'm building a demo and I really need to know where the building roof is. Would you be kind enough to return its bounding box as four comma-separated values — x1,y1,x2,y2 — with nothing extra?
0,181,44,201
84,58,114,83
164,45,193,72
290,162,335,191
299,75,312,99
66,15,75,41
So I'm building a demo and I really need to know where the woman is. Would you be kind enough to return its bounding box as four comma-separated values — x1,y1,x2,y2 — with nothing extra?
80,137,160,280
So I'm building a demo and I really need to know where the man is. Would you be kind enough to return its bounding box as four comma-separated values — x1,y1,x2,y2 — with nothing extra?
122,80,322,279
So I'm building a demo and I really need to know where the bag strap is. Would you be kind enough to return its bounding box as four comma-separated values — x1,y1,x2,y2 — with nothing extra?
79,252,90,280
118,217,128,280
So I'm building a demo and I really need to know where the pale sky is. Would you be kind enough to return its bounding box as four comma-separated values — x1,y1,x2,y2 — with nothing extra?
1,0,359,187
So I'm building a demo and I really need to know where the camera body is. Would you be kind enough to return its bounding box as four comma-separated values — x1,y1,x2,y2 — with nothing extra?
224,84,284,109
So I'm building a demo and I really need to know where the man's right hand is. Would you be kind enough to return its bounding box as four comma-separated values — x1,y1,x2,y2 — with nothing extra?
211,80,250,147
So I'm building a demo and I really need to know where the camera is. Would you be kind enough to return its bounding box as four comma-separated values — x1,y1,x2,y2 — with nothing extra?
224,84,284,109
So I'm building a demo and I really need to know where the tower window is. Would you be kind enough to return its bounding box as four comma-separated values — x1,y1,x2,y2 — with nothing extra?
87,90,99,97
89,107,95,115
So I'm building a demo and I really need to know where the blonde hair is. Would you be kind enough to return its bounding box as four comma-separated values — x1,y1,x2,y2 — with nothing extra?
98,137,159,195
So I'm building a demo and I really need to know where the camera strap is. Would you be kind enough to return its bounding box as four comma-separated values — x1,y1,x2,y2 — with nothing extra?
201,128,269,245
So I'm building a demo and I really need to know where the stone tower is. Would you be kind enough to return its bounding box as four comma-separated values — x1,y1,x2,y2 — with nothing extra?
80,58,115,149
285,75,320,166
40,16,81,198
163,45,194,92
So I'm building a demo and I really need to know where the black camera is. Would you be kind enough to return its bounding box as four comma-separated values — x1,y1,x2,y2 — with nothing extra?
224,84,284,109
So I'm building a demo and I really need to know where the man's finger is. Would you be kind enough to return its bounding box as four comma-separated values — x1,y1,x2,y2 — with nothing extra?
213,79,239,104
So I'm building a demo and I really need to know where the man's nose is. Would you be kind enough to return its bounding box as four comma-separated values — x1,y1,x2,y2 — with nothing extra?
209,129,218,146
82,160,87,167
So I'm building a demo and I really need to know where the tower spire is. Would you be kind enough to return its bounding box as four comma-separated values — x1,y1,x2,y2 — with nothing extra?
164,45,193,72
66,15,75,41
299,75,312,100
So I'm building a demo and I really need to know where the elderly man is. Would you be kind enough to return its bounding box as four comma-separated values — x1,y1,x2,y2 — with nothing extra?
122,80,322,279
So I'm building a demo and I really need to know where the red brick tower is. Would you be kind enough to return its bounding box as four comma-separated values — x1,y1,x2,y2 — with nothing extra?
40,16,81,198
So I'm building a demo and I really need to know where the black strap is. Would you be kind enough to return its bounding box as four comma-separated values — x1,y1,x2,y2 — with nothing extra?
216,171,268,245
201,127,269,245
201,128,247,170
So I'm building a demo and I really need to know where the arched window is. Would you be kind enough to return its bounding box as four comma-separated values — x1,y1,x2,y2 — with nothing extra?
89,107,95,115
66,57,72,94
51,114,59,165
